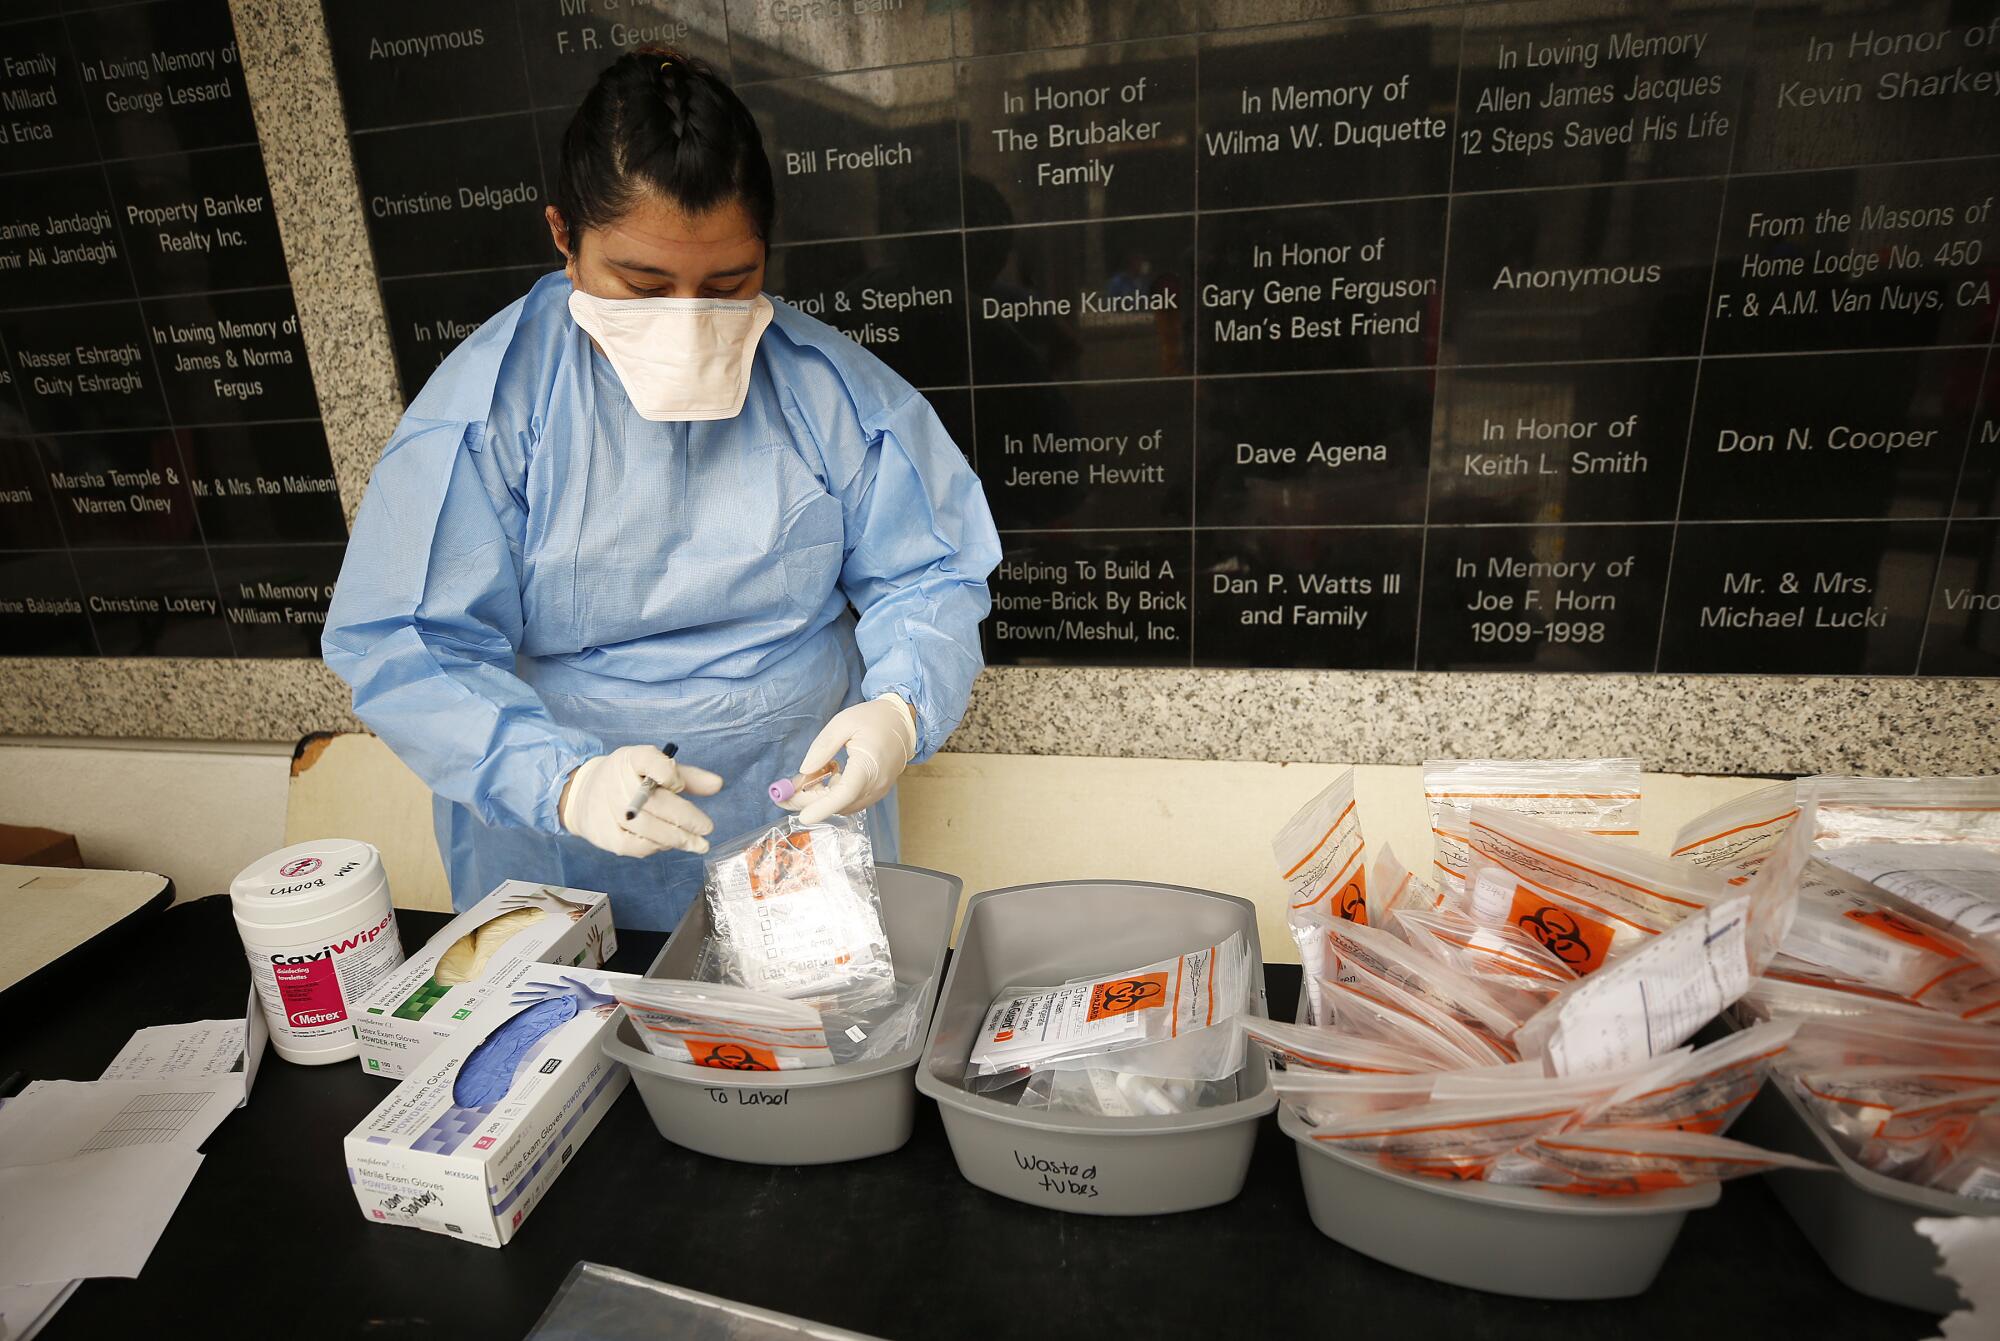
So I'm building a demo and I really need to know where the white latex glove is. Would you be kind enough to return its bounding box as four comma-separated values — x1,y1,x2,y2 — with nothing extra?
781,695,917,826
560,745,723,857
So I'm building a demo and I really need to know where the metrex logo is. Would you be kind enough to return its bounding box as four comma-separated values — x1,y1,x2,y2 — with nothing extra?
279,856,323,878
291,1008,345,1027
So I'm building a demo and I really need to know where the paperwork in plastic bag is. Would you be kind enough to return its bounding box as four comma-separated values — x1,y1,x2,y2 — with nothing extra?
615,980,834,1072
1275,770,1367,922
1424,758,1641,890
968,934,1251,1083
1523,894,1751,1075
1805,776,2000,944
703,814,895,1013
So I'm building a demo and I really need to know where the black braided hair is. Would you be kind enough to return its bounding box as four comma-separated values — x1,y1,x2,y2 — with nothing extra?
553,46,775,242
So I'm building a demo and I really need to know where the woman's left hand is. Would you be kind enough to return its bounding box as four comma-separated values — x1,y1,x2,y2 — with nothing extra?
782,695,917,825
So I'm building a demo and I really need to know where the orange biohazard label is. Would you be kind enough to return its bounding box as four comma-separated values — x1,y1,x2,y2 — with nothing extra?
688,1040,780,1071
747,830,815,898
1088,972,1168,1020
1337,868,1368,925
688,1040,780,1072
1508,886,1616,974
1844,909,1961,959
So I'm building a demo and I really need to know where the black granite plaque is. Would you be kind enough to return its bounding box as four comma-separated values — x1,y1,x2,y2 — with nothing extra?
726,0,953,85
1419,522,1674,670
1199,12,1457,209
517,0,732,110
1195,526,1422,667
1197,368,1432,526
208,542,345,657
978,379,1192,531
320,0,529,131
1923,520,2000,676
1733,0,2000,173
966,213,1193,385
986,532,1191,665
0,551,93,655
0,16,96,173
742,61,960,243
0,438,65,550
1684,348,1976,521
317,0,2000,676
0,167,129,310
37,431,199,548
1659,519,1943,673
1429,360,1695,524
766,230,969,388
1453,0,1747,192
146,288,318,424
378,264,552,399
0,303,166,433
66,0,257,160
348,116,552,279
106,145,287,296
183,424,346,544
1960,393,1999,521
1199,198,1445,374
1443,178,1723,365
960,38,1196,226
1707,160,2000,356
0,0,341,659
69,544,231,655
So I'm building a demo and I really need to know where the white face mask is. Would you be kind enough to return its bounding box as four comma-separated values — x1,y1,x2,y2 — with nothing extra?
567,289,774,422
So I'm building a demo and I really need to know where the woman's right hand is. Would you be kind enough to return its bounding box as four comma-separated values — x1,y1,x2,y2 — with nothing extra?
559,745,722,857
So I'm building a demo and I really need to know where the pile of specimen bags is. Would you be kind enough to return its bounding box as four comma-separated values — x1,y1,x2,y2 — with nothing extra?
1258,763,2000,1200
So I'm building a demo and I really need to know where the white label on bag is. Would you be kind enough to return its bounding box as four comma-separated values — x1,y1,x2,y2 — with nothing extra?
1956,1164,2000,1202
1545,897,1750,1075
970,942,1226,1073
1820,847,2000,941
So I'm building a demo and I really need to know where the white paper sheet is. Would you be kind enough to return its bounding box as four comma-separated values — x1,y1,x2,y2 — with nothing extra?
0,1080,238,1167
98,993,267,1110
0,1280,80,1341
0,1146,203,1286
0,1280,79,1341
1540,896,1751,1075
1918,1215,2000,1339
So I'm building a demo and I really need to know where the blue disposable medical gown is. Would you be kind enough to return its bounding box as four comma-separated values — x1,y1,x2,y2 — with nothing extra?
323,271,1000,930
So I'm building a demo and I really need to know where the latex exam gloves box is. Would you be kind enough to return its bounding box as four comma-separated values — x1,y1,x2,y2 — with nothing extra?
352,881,617,1079
345,961,636,1247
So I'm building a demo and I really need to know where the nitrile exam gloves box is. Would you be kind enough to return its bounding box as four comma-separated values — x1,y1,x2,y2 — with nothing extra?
345,960,636,1247
352,881,617,1078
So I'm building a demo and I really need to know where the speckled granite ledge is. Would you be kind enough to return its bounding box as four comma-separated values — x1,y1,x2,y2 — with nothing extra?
0,4,1992,779
229,0,399,528
0,661,1993,777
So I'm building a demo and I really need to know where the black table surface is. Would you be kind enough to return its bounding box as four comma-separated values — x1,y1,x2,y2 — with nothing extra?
0,896,1934,1341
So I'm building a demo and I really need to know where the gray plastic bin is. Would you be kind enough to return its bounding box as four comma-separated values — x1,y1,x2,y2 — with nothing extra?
1734,1071,1992,1313
603,863,961,1165
915,880,1275,1216
1278,1104,1718,1299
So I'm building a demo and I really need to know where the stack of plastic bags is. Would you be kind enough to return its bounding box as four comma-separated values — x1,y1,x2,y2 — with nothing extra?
615,813,932,1073
962,935,1259,1117
1262,763,1835,1196
1679,777,2000,1201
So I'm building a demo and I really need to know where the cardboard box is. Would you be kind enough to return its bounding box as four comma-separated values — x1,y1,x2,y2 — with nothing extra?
344,961,636,1247
353,881,617,1078
0,825,82,868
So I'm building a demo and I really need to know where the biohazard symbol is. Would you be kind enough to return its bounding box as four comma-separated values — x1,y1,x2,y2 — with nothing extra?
1088,972,1168,1021
1520,905,1592,964
1507,886,1614,973
690,1040,778,1070
1337,878,1368,925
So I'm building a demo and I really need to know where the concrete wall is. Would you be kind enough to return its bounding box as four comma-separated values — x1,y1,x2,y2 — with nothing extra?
0,731,1772,963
